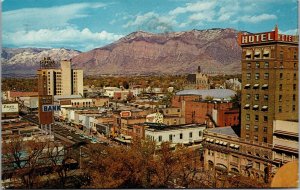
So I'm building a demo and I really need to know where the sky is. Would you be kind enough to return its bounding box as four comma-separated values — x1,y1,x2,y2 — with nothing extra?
2,0,298,52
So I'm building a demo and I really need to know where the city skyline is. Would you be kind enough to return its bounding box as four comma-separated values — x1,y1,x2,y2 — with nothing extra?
2,0,298,51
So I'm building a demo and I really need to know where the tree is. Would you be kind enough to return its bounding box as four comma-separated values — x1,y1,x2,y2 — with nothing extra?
2,135,48,188
122,81,130,89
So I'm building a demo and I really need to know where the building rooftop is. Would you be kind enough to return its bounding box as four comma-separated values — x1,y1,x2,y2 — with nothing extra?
206,126,239,138
54,95,82,101
145,122,206,132
8,91,38,98
176,89,236,100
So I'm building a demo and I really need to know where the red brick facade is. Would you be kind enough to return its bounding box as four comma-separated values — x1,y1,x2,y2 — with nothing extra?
172,95,240,127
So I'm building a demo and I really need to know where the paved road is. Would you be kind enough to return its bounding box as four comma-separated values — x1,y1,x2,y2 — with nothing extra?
20,114,118,147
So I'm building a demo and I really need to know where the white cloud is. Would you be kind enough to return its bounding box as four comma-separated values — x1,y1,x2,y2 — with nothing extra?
239,14,277,23
3,3,106,32
123,12,177,32
3,28,123,51
169,1,216,15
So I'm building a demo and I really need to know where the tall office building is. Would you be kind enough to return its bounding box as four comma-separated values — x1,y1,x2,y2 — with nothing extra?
238,26,298,144
37,58,83,96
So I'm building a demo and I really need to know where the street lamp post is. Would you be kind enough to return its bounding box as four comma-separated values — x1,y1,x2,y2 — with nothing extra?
79,146,82,173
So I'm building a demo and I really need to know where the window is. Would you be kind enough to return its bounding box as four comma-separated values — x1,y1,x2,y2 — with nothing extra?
255,73,260,80
264,116,268,122
246,114,250,121
255,94,259,101
279,84,282,91
189,132,193,138
159,136,162,142
247,73,251,80
264,95,269,101
255,115,259,121
293,84,296,90
254,136,258,141
264,62,269,68
280,73,283,79
246,134,250,139
247,94,251,100
294,52,297,60
177,109,180,112
232,156,239,163
294,73,297,80
255,162,260,170
293,105,296,111
254,126,258,132
263,137,267,143
280,62,283,68
247,63,251,69
263,127,267,133
180,133,183,139
246,124,250,130
255,62,260,68
263,73,269,80
169,134,173,141
280,51,283,59
199,131,202,137
294,63,297,68
279,95,282,102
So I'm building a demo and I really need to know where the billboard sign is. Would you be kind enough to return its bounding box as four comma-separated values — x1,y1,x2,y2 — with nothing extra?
2,103,19,113
38,95,54,125
120,111,131,118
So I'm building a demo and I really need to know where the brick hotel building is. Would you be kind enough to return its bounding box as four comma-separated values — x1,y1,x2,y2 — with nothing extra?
202,26,298,182
238,25,298,144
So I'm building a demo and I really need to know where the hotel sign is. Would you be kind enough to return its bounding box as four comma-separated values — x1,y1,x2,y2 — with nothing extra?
238,31,297,45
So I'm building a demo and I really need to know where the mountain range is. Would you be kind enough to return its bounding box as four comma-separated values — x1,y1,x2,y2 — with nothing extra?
2,28,242,77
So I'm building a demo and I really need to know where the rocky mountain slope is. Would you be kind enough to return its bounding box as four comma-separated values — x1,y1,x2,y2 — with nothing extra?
2,48,80,77
2,28,242,77
72,28,242,75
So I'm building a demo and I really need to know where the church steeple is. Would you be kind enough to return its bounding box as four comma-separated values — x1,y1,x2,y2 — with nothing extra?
198,66,201,73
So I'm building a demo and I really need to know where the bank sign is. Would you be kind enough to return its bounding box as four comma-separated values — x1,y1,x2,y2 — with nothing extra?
42,105,61,112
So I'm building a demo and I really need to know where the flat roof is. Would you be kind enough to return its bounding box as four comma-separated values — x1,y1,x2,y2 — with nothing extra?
145,123,206,132
206,126,239,138
176,89,236,99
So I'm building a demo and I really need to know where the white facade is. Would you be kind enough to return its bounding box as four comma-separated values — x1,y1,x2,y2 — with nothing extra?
19,96,39,109
272,120,298,165
145,125,206,145
103,87,121,97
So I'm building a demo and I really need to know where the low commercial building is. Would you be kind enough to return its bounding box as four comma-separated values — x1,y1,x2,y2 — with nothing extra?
203,127,273,183
172,90,239,126
272,120,298,167
145,123,206,146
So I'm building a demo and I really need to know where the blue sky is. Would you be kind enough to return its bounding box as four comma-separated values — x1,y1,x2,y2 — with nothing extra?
2,0,298,51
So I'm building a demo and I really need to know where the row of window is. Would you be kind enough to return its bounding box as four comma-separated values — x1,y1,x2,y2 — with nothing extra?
158,131,202,142
244,83,297,91
245,134,268,143
245,114,268,122
278,105,296,112
244,104,268,111
246,73,297,80
245,124,268,133
246,62,297,69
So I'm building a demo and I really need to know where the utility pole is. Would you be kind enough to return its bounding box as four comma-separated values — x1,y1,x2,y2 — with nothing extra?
79,146,82,173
